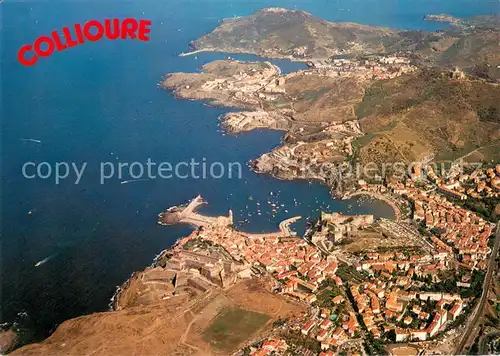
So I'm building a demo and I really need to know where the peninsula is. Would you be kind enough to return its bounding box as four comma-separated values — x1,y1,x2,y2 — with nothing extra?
162,8,500,198
424,14,462,24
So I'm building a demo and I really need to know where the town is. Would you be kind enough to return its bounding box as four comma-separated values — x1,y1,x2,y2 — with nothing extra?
306,55,417,81
130,160,498,356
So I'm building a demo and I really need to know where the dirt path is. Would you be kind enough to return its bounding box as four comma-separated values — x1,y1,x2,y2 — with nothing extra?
454,141,500,162
179,310,203,353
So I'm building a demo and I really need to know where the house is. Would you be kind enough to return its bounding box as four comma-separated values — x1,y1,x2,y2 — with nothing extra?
386,294,403,312
317,328,330,342
419,292,444,301
370,327,382,338
261,339,288,353
333,276,343,286
439,309,448,326
320,318,333,330
304,294,317,304
320,308,331,319
427,315,441,337
342,312,359,337
395,329,409,342
319,351,334,356
321,338,334,351
301,319,316,335
449,302,463,321
332,295,345,305
418,312,430,321
251,349,270,356
410,329,427,341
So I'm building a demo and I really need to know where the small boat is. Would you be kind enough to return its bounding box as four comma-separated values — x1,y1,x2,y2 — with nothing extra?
34,255,55,267
21,138,42,143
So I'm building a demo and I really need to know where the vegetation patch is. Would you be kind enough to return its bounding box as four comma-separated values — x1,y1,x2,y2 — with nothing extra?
478,106,500,123
202,307,270,352
355,84,388,118
352,133,376,150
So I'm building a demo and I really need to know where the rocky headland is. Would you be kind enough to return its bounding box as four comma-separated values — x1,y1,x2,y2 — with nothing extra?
162,8,500,197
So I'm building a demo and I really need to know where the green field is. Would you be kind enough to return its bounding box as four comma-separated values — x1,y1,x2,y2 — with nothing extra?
352,133,376,150
202,307,270,351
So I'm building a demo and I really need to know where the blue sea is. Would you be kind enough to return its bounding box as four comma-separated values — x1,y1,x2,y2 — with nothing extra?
2,0,499,346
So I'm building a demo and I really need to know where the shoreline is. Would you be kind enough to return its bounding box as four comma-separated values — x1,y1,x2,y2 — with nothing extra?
343,191,401,220
178,47,307,63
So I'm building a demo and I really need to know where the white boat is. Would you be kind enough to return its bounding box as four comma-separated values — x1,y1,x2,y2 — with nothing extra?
35,254,56,267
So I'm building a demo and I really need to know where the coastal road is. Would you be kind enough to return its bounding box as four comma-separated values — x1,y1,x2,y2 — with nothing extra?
454,224,500,355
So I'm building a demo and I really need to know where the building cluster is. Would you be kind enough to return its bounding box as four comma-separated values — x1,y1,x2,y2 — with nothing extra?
198,60,283,105
167,165,497,355
300,310,352,351
306,55,416,80
347,249,466,342
253,138,356,184
193,220,468,352
250,338,289,356
427,165,500,200
194,224,363,351
353,163,496,271
394,295,464,342
292,138,357,165
388,179,494,270
165,249,238,288
311,212,374,244
198,224,341,297
220,111,290,133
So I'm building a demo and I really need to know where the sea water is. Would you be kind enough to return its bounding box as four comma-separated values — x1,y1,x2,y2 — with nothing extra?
2,0,498,345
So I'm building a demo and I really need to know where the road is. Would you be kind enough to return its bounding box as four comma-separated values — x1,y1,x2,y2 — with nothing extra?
454,224,500,355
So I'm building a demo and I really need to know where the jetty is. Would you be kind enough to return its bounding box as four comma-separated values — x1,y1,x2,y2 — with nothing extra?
158,195,233,227
247,216,302,239
178,49,212,57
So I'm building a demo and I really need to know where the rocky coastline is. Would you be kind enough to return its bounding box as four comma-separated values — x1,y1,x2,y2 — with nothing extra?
0,329,18,354
424,14,462,24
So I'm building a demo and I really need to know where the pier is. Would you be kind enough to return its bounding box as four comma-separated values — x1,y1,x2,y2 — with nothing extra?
158,195,233,228
247,216,302,238
178,49,212,57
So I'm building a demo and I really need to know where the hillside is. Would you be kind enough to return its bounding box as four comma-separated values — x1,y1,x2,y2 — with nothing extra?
355,69,500,167
463,14,500,30
434,30,500,80
189,8,500,80
162,59,367,124
190,8,402,59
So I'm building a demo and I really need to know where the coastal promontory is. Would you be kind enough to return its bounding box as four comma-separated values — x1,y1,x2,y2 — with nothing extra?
163,8,500,194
